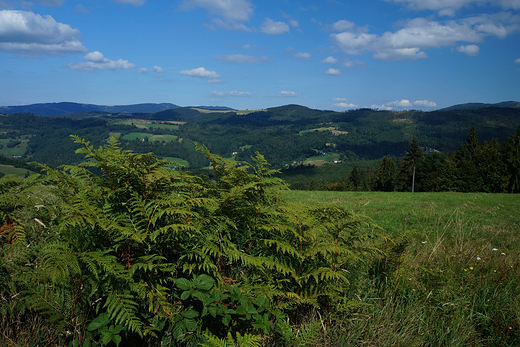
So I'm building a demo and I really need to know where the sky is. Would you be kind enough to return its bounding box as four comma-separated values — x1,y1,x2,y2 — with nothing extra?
0,0,519,111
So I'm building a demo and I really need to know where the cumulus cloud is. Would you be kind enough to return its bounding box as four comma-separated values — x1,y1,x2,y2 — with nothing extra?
332,20,356,32
515,58,520,63
153,65,165,72
294,52,311,59
261,18,290,34
0,10,87,55
209,90,251,97
372,99,437,109
384,0,520,16
321,56,338,64
325,68,341,75
180,0,253,26
179,67,221,79
456,44,480,56
329,17,501,60
414,100,437,107
67,51,136,71
215,54,269,64
333,102,359,108
138,68,148,73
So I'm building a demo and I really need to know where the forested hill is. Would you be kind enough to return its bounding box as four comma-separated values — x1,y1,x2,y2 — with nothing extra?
1,104,519,173
0,102,180,116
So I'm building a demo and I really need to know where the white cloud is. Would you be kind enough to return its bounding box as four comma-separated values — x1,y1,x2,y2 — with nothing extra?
342,59,364,67
180,0,253,23
515,58,520,63
455,44,480,56
325,68,341,75
333,102,359,108
372,99,437,109
179,67,221,79
330,31,378,55
332,20,356,32
215,54,269,64
207,79,222,83
294,52,311,59
209,18,251,31
413,100,437,107
110,0,146,6
384,0,520,16
387,99,414,107
0,10,87,55
289,19,300,28
332,98,349,101
67,51,136,71
261,18,290,35
276,91,297,97
321,56,338,64
330,17,495,60
153,65,165,72
209,90,251,97
138,68,148,73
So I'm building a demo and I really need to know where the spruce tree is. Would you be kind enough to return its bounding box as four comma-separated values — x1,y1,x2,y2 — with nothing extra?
399,136,424,192
374,156,397,192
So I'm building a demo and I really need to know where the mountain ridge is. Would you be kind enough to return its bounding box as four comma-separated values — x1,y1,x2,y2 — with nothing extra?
1,101,519,117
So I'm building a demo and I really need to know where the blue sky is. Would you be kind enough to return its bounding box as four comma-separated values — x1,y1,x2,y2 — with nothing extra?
0,0,519,111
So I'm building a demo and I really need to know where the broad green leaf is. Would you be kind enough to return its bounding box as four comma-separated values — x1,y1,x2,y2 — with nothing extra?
182,308,198,319
176,278,192,290
194,274,214,290
87,313,110,331
183,318,198,332
180,290,192,300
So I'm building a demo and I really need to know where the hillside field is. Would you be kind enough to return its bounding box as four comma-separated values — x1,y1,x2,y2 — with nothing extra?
283,190,520,345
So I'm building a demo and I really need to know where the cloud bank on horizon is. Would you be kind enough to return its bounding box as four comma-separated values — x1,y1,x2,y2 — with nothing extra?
0,0,519,110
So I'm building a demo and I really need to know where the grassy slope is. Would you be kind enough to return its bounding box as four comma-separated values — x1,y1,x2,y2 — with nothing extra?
284,190,520,346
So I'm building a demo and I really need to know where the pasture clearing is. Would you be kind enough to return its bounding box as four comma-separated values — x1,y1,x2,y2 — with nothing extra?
0,164,31,177
121,132,178,142
303,153,341,166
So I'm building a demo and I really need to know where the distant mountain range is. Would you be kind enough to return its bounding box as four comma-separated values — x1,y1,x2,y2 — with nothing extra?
0,102,235,116
0,101,519,117
440,101,520,110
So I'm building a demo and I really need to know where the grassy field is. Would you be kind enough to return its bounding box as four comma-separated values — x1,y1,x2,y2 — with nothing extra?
284,190,520,346
303,153,341,166
162,156,189,167
121,132,178,142
0,138,28,157
0,164,31,177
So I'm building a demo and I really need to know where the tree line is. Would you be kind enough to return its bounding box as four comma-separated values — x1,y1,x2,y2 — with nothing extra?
298,124,520,193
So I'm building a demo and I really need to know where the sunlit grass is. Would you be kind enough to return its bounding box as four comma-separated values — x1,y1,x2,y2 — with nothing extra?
283,190,520,346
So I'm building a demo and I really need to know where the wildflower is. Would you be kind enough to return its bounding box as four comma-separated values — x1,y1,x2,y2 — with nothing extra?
421,241,427,244
469,267,473,270
464,269,468,272
501,253,506,256
492,248,498,251
476,257,481,261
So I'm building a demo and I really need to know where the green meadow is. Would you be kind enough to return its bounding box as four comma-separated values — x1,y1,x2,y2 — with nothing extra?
121,132,178,142
285,190,520,346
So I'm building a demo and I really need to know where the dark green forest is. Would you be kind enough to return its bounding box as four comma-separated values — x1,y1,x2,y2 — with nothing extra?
1,105,520,193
